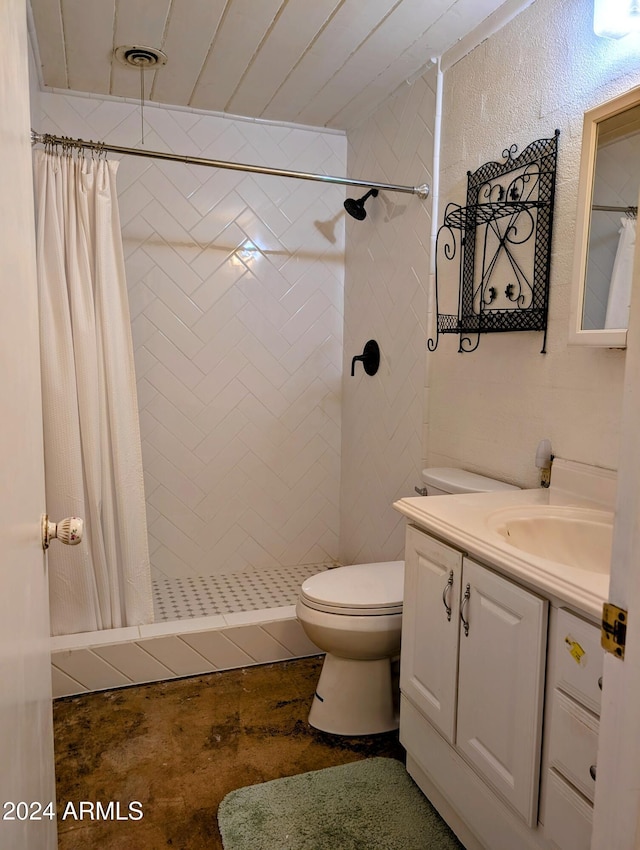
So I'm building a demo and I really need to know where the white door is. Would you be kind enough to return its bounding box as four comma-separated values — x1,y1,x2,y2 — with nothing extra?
591,190,640,849
400,525,462,742
456,558,548,827
0,1,57,849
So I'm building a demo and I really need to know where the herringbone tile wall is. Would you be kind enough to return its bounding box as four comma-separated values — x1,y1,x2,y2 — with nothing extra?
41,91,346,581
340,69,436,564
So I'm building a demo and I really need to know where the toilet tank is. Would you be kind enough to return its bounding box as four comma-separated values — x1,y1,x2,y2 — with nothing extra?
422,467,520,496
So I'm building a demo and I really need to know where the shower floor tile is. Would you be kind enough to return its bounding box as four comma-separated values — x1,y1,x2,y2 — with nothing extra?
152,562,333,622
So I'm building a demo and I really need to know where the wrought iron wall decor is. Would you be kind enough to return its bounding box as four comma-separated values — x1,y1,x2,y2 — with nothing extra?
429,130,559,353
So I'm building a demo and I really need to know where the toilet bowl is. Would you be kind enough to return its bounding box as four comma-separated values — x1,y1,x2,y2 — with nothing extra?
297,468,520,736
296,560,404,736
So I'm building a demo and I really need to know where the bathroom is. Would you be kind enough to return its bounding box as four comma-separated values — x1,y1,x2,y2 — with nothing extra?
3,0,640,847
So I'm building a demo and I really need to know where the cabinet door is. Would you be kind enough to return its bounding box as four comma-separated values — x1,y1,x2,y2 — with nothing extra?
456,558,548,826
400,525,463,743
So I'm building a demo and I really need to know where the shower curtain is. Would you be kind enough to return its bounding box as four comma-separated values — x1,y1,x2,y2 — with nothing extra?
605,216,637,329
34,149,153,636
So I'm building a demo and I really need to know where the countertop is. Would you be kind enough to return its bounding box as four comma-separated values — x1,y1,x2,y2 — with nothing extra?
393,487,611,620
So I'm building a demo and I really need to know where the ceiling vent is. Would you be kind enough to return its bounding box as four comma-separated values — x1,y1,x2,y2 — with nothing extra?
113,45,168,68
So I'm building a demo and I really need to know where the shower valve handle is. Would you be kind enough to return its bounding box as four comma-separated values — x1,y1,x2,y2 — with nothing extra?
350,339,380,377
41,515,84,550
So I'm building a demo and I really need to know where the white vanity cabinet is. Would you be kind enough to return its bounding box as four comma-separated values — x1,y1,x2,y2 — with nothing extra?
401,524,548,828
395,462,613,850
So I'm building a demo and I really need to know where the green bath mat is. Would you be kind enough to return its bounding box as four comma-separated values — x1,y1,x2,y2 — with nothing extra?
218,757,464,850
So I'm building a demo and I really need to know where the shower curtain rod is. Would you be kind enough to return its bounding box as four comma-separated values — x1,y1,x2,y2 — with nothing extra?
592,203,638,215
31,131,430,199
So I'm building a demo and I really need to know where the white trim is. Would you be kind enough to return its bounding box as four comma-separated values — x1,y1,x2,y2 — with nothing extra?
39,85,346,137
430,60,444,280
25,0,45,91
427,59,444,349
441,0,537,72
568,86,640,348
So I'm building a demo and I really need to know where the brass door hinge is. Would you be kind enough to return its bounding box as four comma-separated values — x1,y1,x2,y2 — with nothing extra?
601,602,628,659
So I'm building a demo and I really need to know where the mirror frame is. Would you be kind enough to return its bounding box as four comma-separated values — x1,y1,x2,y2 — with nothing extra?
569,85,640,348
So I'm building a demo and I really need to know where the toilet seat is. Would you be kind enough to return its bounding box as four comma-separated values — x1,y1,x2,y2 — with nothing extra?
299,561,404,616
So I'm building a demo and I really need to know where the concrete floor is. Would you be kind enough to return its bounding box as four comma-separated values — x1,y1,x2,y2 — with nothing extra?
53,656,405,849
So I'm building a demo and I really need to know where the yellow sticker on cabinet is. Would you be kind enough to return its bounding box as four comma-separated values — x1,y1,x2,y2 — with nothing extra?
565,635,586,664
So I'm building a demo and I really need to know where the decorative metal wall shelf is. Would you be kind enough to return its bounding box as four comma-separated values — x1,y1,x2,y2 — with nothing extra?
429,130,559,353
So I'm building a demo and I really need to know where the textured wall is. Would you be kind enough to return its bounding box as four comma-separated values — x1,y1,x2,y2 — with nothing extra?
340,69,436,564
341,0,640,564
430,0,640,488
40,92,346,581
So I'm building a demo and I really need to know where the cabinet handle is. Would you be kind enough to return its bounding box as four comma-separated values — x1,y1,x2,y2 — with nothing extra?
590,764,597,781
598,676,603,691
442,570,454,621
460,583,471,636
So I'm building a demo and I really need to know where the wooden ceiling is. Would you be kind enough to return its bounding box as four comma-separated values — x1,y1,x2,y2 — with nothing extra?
29,0,510,130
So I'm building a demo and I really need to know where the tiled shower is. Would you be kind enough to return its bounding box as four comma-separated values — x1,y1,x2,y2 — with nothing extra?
42,90,347,622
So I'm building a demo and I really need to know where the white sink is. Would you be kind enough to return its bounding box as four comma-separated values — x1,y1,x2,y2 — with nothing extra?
486,505,614,573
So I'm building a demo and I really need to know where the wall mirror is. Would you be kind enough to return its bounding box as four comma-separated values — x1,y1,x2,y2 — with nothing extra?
569,86,640,348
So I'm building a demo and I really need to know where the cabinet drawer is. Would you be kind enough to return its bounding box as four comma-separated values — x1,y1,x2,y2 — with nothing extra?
545,768,593,850
555,608,603,714
549,690,599,802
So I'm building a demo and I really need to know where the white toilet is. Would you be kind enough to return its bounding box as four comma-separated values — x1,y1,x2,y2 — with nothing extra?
296,467,519,736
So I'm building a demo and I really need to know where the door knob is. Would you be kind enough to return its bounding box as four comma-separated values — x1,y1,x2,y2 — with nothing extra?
41,515,84,550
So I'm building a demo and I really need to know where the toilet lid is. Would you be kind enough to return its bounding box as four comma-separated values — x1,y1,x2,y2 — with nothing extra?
300,561,404,615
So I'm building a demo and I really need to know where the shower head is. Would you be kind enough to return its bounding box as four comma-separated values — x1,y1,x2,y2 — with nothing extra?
344,188,378,220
